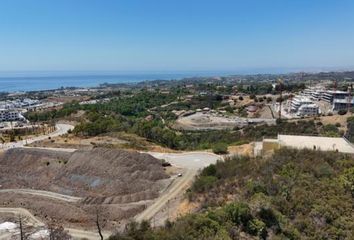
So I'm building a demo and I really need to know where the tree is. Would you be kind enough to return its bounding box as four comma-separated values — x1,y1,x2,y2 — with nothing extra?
95,208,104,240
19,216,24,240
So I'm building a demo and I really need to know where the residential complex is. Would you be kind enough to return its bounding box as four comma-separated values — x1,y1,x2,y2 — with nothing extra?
297,104,319,116
0,98,40,111
289,86,353,116
0,109,25,122
290,96,313,113
322,90,349,103
333,98,354,111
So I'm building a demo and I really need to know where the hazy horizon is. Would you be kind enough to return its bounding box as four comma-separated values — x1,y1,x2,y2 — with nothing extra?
0,65,354,78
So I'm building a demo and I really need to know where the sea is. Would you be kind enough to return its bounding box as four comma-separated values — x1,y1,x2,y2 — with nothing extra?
0,71,237,93
0,67,317,93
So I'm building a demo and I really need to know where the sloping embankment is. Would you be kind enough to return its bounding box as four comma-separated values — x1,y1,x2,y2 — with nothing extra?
0,147,169,203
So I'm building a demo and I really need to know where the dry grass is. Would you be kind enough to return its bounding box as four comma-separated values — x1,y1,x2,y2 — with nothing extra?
228,143,253,156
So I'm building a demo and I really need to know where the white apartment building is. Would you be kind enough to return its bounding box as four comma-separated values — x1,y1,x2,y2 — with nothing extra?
289,95,320,116
297,104,319,116
322,90,349,103
0,109,25,122
290,96,313,113
302,87,325,100
333,98,354,111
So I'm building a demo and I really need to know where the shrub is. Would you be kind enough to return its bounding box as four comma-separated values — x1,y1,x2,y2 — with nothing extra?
338,109,347,115
192,176,218,193
212,143,228,154
225,202,253,227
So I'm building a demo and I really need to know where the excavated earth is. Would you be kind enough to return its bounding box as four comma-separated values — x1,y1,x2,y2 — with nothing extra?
0,148,171,230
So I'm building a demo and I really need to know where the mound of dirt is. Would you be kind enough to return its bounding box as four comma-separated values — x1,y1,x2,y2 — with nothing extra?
0,148,169,203
0,147,171,230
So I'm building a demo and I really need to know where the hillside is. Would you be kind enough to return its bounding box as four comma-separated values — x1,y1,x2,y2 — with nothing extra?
0,148,169,200
0,148,171,229
109,148,354,239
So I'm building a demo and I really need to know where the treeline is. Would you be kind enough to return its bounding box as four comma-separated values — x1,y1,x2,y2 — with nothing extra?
26,89,179,121
109,148,354,239
237,82,306,95
75,118,320,151
26,102,81,122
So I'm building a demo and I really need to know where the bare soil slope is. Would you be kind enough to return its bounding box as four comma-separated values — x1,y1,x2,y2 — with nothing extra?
0,148,169,202
0,148,171,229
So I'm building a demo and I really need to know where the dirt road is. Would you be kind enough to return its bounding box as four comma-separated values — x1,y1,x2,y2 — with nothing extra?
136,152,221,223
135,169,196,222
0,189,82,203
0,123,74,150
0,208,45,227
65,228,111,240
147,151,220,170
0,232,12,240
0,208,110,240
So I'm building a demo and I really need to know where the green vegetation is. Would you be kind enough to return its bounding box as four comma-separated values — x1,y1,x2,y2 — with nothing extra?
321,124,342,137
25,87,346,152
345,116,354,143
26,89,323,151
110,148,354,240
212,143,228,154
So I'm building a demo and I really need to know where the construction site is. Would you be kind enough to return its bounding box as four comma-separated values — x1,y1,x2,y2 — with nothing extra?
0,147,174,239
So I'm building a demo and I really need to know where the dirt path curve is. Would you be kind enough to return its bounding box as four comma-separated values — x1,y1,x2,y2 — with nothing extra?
0,208,45,227
0,123,74,150
0,189,82,203
0,208,111,240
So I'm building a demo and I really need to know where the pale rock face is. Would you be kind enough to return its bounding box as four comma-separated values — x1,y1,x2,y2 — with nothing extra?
0,221,17,231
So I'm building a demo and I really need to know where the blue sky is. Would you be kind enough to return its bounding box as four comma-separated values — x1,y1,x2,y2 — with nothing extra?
1,0,354,73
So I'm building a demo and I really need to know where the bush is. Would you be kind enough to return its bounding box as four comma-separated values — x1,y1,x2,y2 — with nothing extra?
212,143,228,154
192,176,218,193
338,109,347,115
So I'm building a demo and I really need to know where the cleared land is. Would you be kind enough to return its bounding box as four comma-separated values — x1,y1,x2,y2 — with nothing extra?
173,112,275,131
0,147,171,231
278,134,354,153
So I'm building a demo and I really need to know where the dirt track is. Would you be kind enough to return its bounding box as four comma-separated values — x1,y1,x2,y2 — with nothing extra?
0,208,110,240
0,124,74,150
135,151,221,224
0,189,82,203
135,169,196,222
